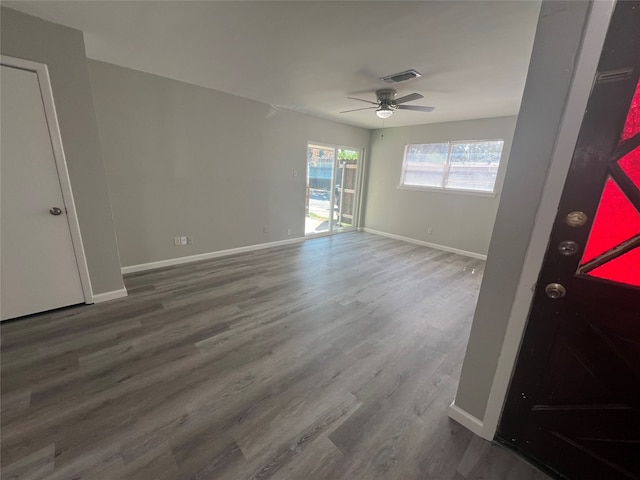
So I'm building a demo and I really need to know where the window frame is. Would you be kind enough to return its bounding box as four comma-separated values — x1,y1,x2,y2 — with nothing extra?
398,139,505,196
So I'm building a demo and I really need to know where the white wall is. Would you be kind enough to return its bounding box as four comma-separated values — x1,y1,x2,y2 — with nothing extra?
363,117,517,257
88,60,371,268
1,8,124,295
453,0,592,423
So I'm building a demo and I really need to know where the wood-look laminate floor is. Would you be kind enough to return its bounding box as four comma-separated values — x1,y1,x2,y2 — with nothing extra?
1,232,551,480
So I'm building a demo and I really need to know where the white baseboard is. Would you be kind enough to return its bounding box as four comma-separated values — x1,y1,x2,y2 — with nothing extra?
448,402,489,439
121,237,305,275
362,228,487,260
91,287,128,304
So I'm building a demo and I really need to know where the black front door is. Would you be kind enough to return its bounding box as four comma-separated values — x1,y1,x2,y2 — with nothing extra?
498,3,640,479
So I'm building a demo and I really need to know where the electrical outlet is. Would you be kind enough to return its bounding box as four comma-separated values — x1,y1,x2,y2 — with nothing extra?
287,228,292,236
180,236,187,245
293,169,298,177
187,236,193,245
174,237,181,246
427,227,433,235
263,225,269,234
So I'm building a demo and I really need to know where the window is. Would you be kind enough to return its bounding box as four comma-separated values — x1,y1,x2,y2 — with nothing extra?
400,140,505,193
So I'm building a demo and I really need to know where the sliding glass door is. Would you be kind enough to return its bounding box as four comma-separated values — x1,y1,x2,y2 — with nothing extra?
305,143,362,236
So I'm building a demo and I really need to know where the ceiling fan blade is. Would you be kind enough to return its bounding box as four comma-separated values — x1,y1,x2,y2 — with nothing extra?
346,96,378,105
397,105,435,112
340,106,377,113
394,93,424,105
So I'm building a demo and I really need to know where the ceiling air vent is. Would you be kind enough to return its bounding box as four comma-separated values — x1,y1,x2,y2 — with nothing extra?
380,69,422,84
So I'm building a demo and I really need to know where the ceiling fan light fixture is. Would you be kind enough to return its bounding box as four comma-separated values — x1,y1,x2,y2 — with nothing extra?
376,106,393,119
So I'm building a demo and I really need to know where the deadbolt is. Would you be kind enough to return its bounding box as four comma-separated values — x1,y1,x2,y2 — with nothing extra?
545,283,567,299
49,207,62,216
558,241,579,256
565,211,588,227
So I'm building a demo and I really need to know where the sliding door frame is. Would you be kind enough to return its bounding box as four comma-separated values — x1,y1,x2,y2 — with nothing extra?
305,141,365,237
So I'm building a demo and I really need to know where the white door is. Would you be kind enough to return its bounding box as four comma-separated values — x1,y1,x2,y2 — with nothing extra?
1,64,85,321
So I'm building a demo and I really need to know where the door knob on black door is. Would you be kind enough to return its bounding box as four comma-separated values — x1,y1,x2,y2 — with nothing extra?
545,283,566,299
49,207,62,216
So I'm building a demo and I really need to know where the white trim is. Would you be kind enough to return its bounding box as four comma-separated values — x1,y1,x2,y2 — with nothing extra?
355,147,367,229
305,230,342,239
0,55,94,304
362,228,487,260
92,288,128,303
448,402,486,438
396,184,497,198
121,237,305,274
479,0,616,441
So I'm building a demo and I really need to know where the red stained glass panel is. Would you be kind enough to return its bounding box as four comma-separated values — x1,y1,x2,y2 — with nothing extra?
588,247,640,288
621,77,640,142
580,177,640,264
618,148,640,190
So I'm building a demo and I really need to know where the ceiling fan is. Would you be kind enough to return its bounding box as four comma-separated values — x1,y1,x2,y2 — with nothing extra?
341,89,435,119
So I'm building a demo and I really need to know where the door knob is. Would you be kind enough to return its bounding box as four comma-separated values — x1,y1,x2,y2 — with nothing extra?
545,283,566,299
49,207,63,216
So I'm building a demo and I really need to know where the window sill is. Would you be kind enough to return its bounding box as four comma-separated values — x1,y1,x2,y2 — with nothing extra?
397,184,498,197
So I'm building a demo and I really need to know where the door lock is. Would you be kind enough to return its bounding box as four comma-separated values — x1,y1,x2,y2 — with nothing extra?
558,240,579,256
565,211,588,227
49,207,62,216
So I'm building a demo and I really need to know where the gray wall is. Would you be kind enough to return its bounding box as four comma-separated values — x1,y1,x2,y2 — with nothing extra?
87,61,371,267
363,117,517,256
454,1,591,420
1,8,124,295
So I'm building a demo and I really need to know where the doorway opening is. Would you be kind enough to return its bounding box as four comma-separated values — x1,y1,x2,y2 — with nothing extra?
305,143,362,236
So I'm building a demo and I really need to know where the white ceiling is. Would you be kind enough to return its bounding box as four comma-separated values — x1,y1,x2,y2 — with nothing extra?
5,1,541,129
